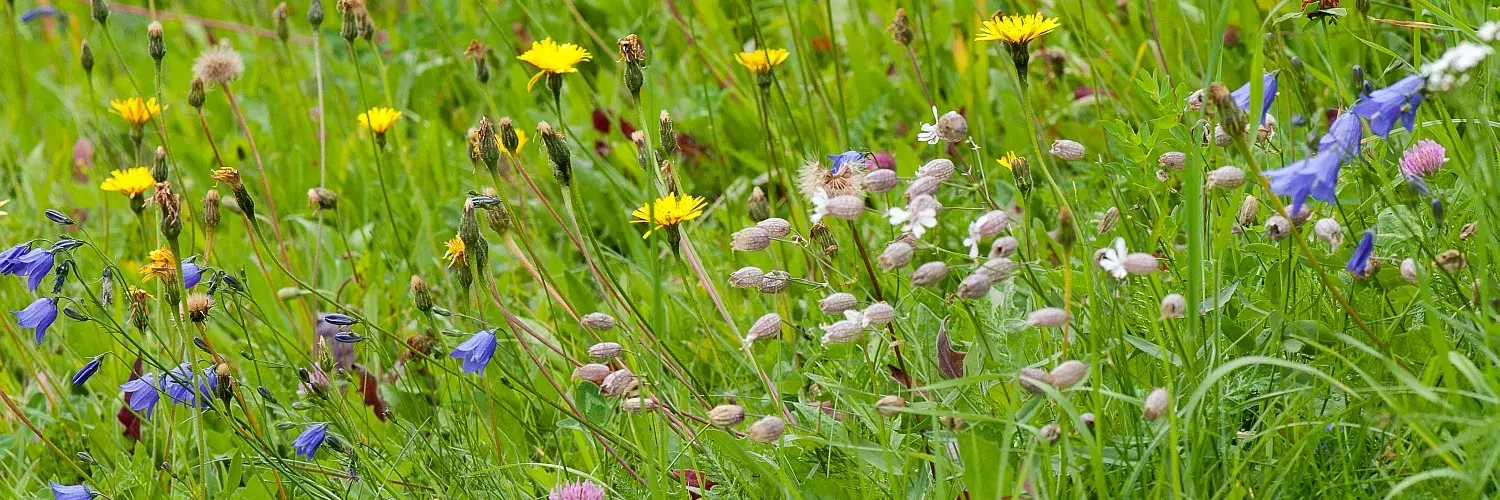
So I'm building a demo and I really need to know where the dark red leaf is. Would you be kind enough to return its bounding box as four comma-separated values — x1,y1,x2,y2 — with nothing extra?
356,366,388,422
591,108,612,134
936,318,965,380
671,469,717,499
888,364,914,389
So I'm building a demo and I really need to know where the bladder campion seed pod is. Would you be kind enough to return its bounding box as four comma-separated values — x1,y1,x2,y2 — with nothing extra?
1143,388,1170,421
756,217,791,238
757,271,790,294
990,236,1019,259
916,159,956,182
588,342,623,361
1050,139,1085,161
1437,249,1466,274
979,257,1016,281
747,187,770,222
1314,218,1344,249
863,302,895,326
863,169,897,193
819,293,857,315
743,313,782,347
910,261,948,287
956,272,993,300
876,395,907,416
1264,215,1291,241
709,404,746,426
878,241,914,270
1236,195,1259,228
1019,367,1052,394
1400,258,1419,283
573,363,610,385
1026,307,1069,327
747,416,785,443
728,267,764,288
825,195,865,220
1122,253,1158,275
307,187,338,210
731,226,772,252
600,369,638,397
1205,166,1247,190
1038,424,1061,445
1160,293,1186,320
581,312,616,330
904,175,942,199
936,112,968,143
1080,413,1096,434
820,319,864,345
1158,151,1186,171
622,397,658,414
1049,360,1088,389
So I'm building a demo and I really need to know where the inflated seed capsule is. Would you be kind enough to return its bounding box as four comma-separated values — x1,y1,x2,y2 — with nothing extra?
818,293,857,315
746,416,785,443
728,266,764,288
580,312,616,330
709,404,745,426
910,261,948,287
875,395,906,417
1048,360,1088,389
587,342,623,361
877,241,914,270
743,313,782,347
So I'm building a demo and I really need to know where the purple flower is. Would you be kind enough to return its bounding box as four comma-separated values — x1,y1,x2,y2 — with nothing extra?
163,362,202,407
1263,111,1363,212
826,150,864,175
73,355,105,386
1399,139,1446,178
120,373,161,418
182,262,204,288
293,422,330,459
1350,75,1423,138
1347,231,1375,278
14,297,58,343
198,366,219,404
549,480,606,500
872,151,896,171
449,330,498,374
18,247,57,291
1230,71,1279,125
49,482,96,500
0,243,31,275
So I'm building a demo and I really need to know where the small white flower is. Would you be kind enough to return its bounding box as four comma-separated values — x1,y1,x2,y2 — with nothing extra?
917,106,942,145
887,196,940,239
1422,41,1493,91
843,309,870,328
1480,21,1500,42
810,188,830,223
1097,237,1128,280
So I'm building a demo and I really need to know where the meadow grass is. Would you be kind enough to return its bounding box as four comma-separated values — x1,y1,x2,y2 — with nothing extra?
1,0,1498,498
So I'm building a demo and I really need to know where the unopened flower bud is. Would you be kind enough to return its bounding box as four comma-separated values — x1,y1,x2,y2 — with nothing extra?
658,110,678,158
889,8,914,45
81,41,96,74
618,34,646,100
91,0,110,25
537,122,572,186
409,275,433,312
308,0,325,28
188,78,206,109
1056,207,1077,250
147,21,165,62
152,146,169,182
202,189,221,231
1010,156,1032,195
810,222,837,255
747,186,770,222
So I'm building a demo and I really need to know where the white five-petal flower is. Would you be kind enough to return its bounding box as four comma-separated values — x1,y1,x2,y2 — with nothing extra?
917,106,942,145
810,189,830,223
887,196,940,239
962,212,994,258
1097,237,1129,280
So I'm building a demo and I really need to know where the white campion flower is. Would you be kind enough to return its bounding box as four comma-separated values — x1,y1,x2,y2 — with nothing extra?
809,188,830,223
917,106,943,145
1421,41,1493,91
962,211,1008,258
842,309,870,328
1096,237,1128,280
886,195,940,239
1479,21,1500,42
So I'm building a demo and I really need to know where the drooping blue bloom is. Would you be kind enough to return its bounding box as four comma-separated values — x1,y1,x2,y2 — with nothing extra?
49,481,96,500
1350,75,1423,138
120,373,161,418
14,297,58,343
182,262,204,289
322,313,358,326
1230,71,1279,126
1263,111,1364,212
293,422,331,459
449,330,498,374
163,362,207,408
198,366,219,403
333,332,365,343
18,247,57,291
1347,231,1376,277
826,151,864,175
73,355,105,386
0,243,31,275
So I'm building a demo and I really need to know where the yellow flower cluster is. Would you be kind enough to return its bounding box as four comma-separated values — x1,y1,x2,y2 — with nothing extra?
139,246,176,282
630,193,707,238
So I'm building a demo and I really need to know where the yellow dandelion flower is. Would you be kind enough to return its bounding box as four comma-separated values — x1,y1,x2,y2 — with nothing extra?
139,245,176,282
996,151,1020,171
517,38,592,91
735,48,790,74
109,97,165,127
443,235,466,268
630,193,707,238
358,107,403,135
100,167,156,197
975,13,1061,45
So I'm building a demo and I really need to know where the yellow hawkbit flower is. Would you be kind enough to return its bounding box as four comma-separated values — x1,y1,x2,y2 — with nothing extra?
358,107,403,135
975,13,1061,45
109,97,165,127
139,245,177,282
442,235,466,268
100,167,156,197
734,48,789,74
630,193,707,238
517,38,592,91
996,151,1020,171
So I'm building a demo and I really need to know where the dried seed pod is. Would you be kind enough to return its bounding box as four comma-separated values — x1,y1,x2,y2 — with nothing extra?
1026,307,1069,327
1205,166,1246,190
818,293,858,315
731,226,772,252
863,169,898,193
916,158,957,182
757,271,790,294
1264,215,1291,241
573,363,610,385
1460,221,1478,240
1122,253,1158,275
956,272,994,300
1158,151,1186,171
1236,195,1259,228
1143,387,1170,421
903,175,942,199
910,261,948,287
989,236,1019,259
756,217,791,238
709,404,746,426
587,342,623,361
1019,367,1052,394
810,222,838,255
1160,293,1187,320
1400,258,1419,283
1049,139,1086,161
825,195,866,220
878,241,914,270
1048,360,1088,389
621,397,659,414
600,369,638,397
862,302,895,326
746,416,786,443
1436,249,1466,273
580,312,617,330
743,313,783,347
875,395,906,416
1079,412,1096,434
1314,218,1343,249
728,267,765,288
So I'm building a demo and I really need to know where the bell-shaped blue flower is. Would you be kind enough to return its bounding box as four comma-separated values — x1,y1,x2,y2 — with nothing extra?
73,355,105,386
1231,71,1279,126
1263,111,1363,212
120,373,162,418
1351,75,1423,138
449,330,498,374
17,247,56,291
182,262,204,289
826,151,864,175
0,243,31,275
293,422,331,459
1347,231,1376,278
14,297,58,343
198,366,219,403
163,362,208,408
49,482,96,500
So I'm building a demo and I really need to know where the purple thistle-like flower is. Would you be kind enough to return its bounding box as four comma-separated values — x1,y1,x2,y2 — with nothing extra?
826,150,864,175
449,330,498,374
1263,111,1363,212
163,362,201,407
549,480,606,500
120,373,161,418
182,262,204,288
49,482,96,500
0,243,31,275
18,247,56,291
1350,75,1423,138
1399,139,1447,178
14,297,59,343
73,355,105,386
1230,71,1279,126
1347,231,1376,277
293,422,330,459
